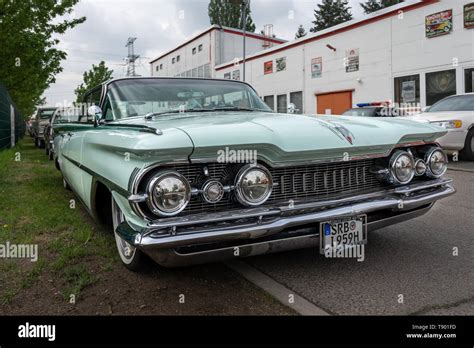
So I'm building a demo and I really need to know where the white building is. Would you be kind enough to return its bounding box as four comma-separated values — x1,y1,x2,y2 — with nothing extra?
149,25,286,78
214,0,474,114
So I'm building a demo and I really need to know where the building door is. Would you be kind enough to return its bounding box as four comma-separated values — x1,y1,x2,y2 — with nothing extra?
316,90,353,115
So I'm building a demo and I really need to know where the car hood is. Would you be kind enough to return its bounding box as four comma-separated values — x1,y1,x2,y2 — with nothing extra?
406,111,473,123
113,112,447,164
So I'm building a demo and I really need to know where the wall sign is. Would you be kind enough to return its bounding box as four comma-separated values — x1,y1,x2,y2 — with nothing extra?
264,61,273,74
345,48,359,73
464,3,474,29
311,57,322,78
276,57,286,72
425,9,453,38
401,80,416,103
232,70,240,81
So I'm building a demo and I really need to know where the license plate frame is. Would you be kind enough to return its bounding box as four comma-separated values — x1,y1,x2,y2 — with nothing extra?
319,215,367,254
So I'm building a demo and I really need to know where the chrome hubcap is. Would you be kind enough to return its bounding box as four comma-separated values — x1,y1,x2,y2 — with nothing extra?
112,199,136,263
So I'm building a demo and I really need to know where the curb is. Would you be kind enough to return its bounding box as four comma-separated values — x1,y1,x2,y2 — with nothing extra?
226,260,330,316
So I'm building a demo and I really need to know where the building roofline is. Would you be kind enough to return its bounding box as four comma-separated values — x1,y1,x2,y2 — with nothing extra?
215,0,438,71
149,25,287,64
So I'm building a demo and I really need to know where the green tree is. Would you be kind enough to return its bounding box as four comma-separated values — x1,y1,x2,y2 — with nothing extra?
295,24,307,39
0,0,85,116
74,61,114,103
361,0,403,14
309,0,353,33
208,0,256,32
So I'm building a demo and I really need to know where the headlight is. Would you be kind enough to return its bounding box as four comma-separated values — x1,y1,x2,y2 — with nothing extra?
235,164,273,206
202,180,224,204
389,150,415,184
430,120,462,129
146,171,191,216
425,147,447,178
414,159,427,176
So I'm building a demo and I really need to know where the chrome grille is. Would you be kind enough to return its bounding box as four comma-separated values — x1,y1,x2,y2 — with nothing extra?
169,160,383,215
268,159,381,202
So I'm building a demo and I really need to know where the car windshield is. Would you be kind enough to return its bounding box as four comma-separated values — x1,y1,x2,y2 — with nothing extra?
428,95,474,112
39,109,56,119
342,108,378,116
53,108,82,123
104,78,272,120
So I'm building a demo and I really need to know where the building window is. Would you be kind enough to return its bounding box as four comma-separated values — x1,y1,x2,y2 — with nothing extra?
425,69,456,106
263,95,275,111
160,64,163,69
465,68,474,93
394,75,420,105
224,72,231,79
176,55,180,62
198,44,203,52
204,63,211,77
290,91,303,114
155,65,159,71
192,47,196,55
277,94,287,113
172,58,175,64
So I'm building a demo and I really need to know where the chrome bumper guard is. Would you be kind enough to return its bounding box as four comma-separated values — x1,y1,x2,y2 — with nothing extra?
116,178,455,250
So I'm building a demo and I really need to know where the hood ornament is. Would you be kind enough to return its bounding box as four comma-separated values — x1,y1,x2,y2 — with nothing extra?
314,119,355,145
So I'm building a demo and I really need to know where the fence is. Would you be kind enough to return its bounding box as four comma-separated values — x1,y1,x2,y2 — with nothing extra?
0,83,25,149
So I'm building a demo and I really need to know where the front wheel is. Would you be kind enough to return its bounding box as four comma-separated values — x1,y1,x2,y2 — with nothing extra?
460,129,474,161
111,197,147,271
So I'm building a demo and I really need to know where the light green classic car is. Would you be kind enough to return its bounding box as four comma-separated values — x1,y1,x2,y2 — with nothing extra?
54,77,455,271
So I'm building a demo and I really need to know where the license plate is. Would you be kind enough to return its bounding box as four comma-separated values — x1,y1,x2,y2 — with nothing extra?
319,215,367,254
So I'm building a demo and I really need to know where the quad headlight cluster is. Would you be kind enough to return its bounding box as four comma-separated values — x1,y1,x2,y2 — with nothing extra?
382,146,447,185
144,163,275,217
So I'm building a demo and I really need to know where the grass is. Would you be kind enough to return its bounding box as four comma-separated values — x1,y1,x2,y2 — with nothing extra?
0,137,117,305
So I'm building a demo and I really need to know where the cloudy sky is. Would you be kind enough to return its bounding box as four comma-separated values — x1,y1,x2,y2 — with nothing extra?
44,0,365,106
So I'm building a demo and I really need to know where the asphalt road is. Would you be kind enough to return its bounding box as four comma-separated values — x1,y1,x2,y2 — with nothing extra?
243,168,474,315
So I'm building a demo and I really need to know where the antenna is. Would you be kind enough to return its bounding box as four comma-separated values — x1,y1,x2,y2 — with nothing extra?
125,37,140,76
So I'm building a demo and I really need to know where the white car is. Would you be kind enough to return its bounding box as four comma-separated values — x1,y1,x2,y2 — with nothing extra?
408,93,474,161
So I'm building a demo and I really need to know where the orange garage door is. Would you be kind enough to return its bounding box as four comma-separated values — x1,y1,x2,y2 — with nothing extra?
316,90,353,115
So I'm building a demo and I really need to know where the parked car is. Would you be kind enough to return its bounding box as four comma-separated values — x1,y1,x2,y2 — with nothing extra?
53,77,455,271
32,107,57,148
45,107,82,160
407,93,474,160
342,103,399,117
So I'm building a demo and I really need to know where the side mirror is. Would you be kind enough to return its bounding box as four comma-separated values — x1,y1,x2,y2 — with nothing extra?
287,103,297,114
88,105,103,127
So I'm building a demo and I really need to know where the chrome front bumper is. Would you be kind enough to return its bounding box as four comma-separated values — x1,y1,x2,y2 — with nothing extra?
116,178,455,254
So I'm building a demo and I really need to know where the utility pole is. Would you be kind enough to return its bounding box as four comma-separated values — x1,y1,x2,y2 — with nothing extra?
125,37,140,76
241,0,249,82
